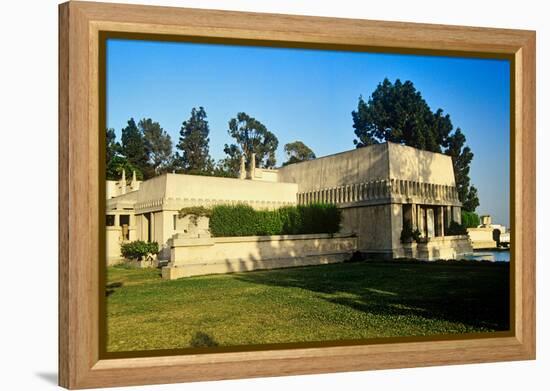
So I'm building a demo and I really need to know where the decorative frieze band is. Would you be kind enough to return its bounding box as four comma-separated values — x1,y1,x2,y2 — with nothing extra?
134,197,296,212
297,179,459,205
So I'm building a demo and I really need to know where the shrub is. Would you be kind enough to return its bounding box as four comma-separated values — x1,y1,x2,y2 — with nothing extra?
255,210,284,235
294,203,341,234
278,206,302,235
120,240,159,260
400,221,421,243
209,203,342,237
461,211,480,228
209,204,258,237
446,221,467,235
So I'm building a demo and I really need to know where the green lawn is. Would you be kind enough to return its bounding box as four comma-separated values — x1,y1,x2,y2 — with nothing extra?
106,260,510,352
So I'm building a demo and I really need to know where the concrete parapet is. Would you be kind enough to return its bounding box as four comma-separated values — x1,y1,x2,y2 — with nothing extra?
467,227,497,249
163,233,358,279
396,235,473,260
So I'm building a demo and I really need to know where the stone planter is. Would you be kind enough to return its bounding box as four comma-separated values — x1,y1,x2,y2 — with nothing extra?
174,214,211,238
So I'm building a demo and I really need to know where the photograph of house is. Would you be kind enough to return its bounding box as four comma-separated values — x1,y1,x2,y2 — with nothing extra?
103,38,511,352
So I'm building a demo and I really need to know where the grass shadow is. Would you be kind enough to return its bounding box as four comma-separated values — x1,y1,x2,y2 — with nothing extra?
233,261,510,331
189,331,219,348
106,281,123,297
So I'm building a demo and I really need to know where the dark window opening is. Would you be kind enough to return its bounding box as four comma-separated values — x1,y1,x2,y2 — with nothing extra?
120,215,130,226
120,214,130,240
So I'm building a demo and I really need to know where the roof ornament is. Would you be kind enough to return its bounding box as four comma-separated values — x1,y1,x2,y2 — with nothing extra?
239,154,246,179
121,168,127,194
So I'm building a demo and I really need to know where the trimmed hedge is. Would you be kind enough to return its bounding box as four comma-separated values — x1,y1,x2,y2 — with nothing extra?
120,240,159,260
208,203,342,237
461,211,480,228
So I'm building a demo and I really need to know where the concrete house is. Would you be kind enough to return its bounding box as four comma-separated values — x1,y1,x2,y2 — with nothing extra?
106,142,472,277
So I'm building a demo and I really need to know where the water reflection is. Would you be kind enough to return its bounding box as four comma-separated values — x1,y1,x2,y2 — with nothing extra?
463,250,510,262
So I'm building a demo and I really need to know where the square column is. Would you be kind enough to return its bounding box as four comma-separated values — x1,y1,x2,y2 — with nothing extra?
411,204,417,230
437,206,445,236
417,206,425,237
452,206,462,224
445,206,452,228
426,208,435,238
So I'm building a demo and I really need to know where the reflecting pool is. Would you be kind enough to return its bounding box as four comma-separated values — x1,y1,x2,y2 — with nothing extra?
463,250,510,262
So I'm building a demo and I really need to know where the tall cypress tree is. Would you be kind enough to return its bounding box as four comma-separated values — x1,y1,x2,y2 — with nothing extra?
106,128,120,163
175,107,213,173
120,118,152,179
445,128,479,211
139,118,173,175
106,127,143,180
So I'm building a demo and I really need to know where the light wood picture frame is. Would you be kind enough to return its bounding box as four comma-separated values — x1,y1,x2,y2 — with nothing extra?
59,1,536,389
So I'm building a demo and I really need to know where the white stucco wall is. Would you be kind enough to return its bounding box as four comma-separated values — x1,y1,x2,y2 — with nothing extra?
277,143,389,192
128,173,298,212
277,142,456,192
163,173,297,204
387,143,456,186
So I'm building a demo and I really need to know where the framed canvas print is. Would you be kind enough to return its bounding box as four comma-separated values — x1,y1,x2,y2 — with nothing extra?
58,1,536,389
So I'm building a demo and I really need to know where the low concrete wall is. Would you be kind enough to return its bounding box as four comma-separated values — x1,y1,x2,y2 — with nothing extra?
162,233,358,279
399,235,473,260
467,227,497,249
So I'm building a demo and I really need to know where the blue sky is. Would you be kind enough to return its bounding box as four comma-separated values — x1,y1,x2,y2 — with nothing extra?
106,39,510,226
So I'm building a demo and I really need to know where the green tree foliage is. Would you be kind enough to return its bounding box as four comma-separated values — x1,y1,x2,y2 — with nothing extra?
218,144,241,177
352,79,440,150
140,118,173,175
211,162,238,178
282,141,316,166
223,112,279,176
461,211,481,228
106,128,120,163
106,128,143,181
106,156,143,181
175,107,213,173
352,78,479,211
106,128,122,180
120,118,153,178
463,183,480,212
444,128,479,212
